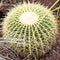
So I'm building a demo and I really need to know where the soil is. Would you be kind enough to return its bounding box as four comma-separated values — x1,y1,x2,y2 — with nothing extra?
0,0,60,60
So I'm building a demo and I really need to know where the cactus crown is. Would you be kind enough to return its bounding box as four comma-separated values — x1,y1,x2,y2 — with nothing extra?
3,3,58,58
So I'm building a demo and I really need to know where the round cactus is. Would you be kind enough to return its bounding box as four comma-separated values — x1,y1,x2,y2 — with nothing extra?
3,3,58,59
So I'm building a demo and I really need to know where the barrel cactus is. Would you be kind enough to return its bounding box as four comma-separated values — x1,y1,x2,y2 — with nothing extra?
3,3,58,59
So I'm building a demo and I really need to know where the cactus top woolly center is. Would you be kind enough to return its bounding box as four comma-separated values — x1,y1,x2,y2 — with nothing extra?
19,12,38,25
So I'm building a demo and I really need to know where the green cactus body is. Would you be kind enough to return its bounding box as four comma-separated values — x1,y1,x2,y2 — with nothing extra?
3,3,58,58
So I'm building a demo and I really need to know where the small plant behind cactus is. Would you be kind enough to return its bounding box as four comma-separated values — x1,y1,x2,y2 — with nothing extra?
3,2,58,59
